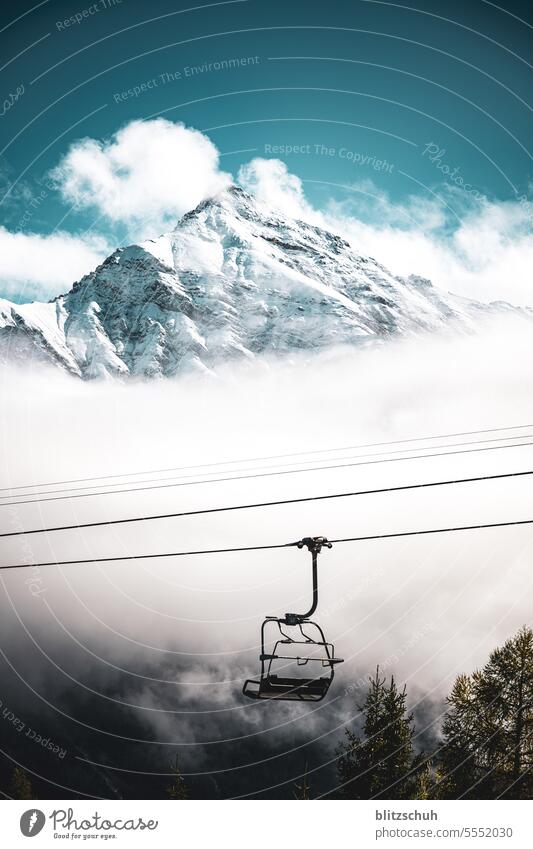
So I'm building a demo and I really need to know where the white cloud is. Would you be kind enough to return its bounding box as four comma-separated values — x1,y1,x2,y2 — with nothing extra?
238,157,316,221
2,319,532,707
328,190,533,306
0,228,108,301
238,158,533,307
51,119,231,240
8,129,532,306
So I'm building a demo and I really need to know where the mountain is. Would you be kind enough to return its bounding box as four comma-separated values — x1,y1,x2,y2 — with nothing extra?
0,186,526,379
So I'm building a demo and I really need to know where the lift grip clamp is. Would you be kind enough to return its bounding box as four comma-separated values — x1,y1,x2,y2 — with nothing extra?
296,536,333,554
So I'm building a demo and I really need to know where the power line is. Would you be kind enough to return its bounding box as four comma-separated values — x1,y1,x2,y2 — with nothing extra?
2,420,531,494
2,467,533,539
1,517,532,572
3,431,532,502
4,439,533,508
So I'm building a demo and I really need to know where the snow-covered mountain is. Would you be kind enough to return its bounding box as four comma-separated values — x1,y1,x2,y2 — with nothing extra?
0,186,526,379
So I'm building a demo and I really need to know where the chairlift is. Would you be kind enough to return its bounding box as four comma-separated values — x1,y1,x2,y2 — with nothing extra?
243,536,343,702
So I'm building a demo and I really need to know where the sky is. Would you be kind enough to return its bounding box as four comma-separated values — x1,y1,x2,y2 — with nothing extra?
0,0,532,305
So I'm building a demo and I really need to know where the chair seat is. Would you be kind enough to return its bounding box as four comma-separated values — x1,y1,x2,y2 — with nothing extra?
243,674,331,701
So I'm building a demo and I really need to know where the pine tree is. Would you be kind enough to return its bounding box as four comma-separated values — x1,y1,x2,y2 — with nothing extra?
293,763,311,799
10,767,34,800
166,756,188,799
437,674,485,798
408,753,440,800
438,626,533,799
337,667,421,799
411,760,432,800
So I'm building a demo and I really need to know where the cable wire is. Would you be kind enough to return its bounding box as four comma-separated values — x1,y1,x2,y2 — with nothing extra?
2,420,531,494
2,467,533,539
2,518,532,571
3,431,532,501
4,439,533,508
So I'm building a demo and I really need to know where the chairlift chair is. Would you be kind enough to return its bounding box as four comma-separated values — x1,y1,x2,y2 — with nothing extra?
243,537,343,702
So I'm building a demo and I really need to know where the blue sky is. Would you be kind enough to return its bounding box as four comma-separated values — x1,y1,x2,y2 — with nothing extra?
0,0,531,303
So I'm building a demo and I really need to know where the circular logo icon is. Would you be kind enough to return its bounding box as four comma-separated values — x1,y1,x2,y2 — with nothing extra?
20,809,46,837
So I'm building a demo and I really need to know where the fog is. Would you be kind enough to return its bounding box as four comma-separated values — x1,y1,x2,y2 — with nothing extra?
1,315,532,797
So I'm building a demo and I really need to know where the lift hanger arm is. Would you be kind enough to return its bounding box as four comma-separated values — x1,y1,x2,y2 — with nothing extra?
284,536,332,624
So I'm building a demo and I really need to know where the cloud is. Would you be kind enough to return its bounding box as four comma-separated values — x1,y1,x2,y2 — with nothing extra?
51,119,231,240
1,319,532,794
238,158,316,222
330,191,533,307
0,228,109,301
238,158,533,307
8,125,532,305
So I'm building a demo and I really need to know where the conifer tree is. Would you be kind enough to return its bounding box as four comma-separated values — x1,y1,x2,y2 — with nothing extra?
337,667,420,799
411,760,433,800
10,767,34,800
438,626,533,799
166,755,188,799
293,763,311,799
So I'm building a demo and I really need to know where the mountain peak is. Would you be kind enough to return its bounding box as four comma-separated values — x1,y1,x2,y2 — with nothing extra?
1,190,528,379
177,183,263,227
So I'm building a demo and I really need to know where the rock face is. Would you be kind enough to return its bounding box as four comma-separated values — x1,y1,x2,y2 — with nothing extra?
0,186,525,378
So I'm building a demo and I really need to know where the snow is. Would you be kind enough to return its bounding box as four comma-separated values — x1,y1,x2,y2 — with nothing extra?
0,186,529,379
